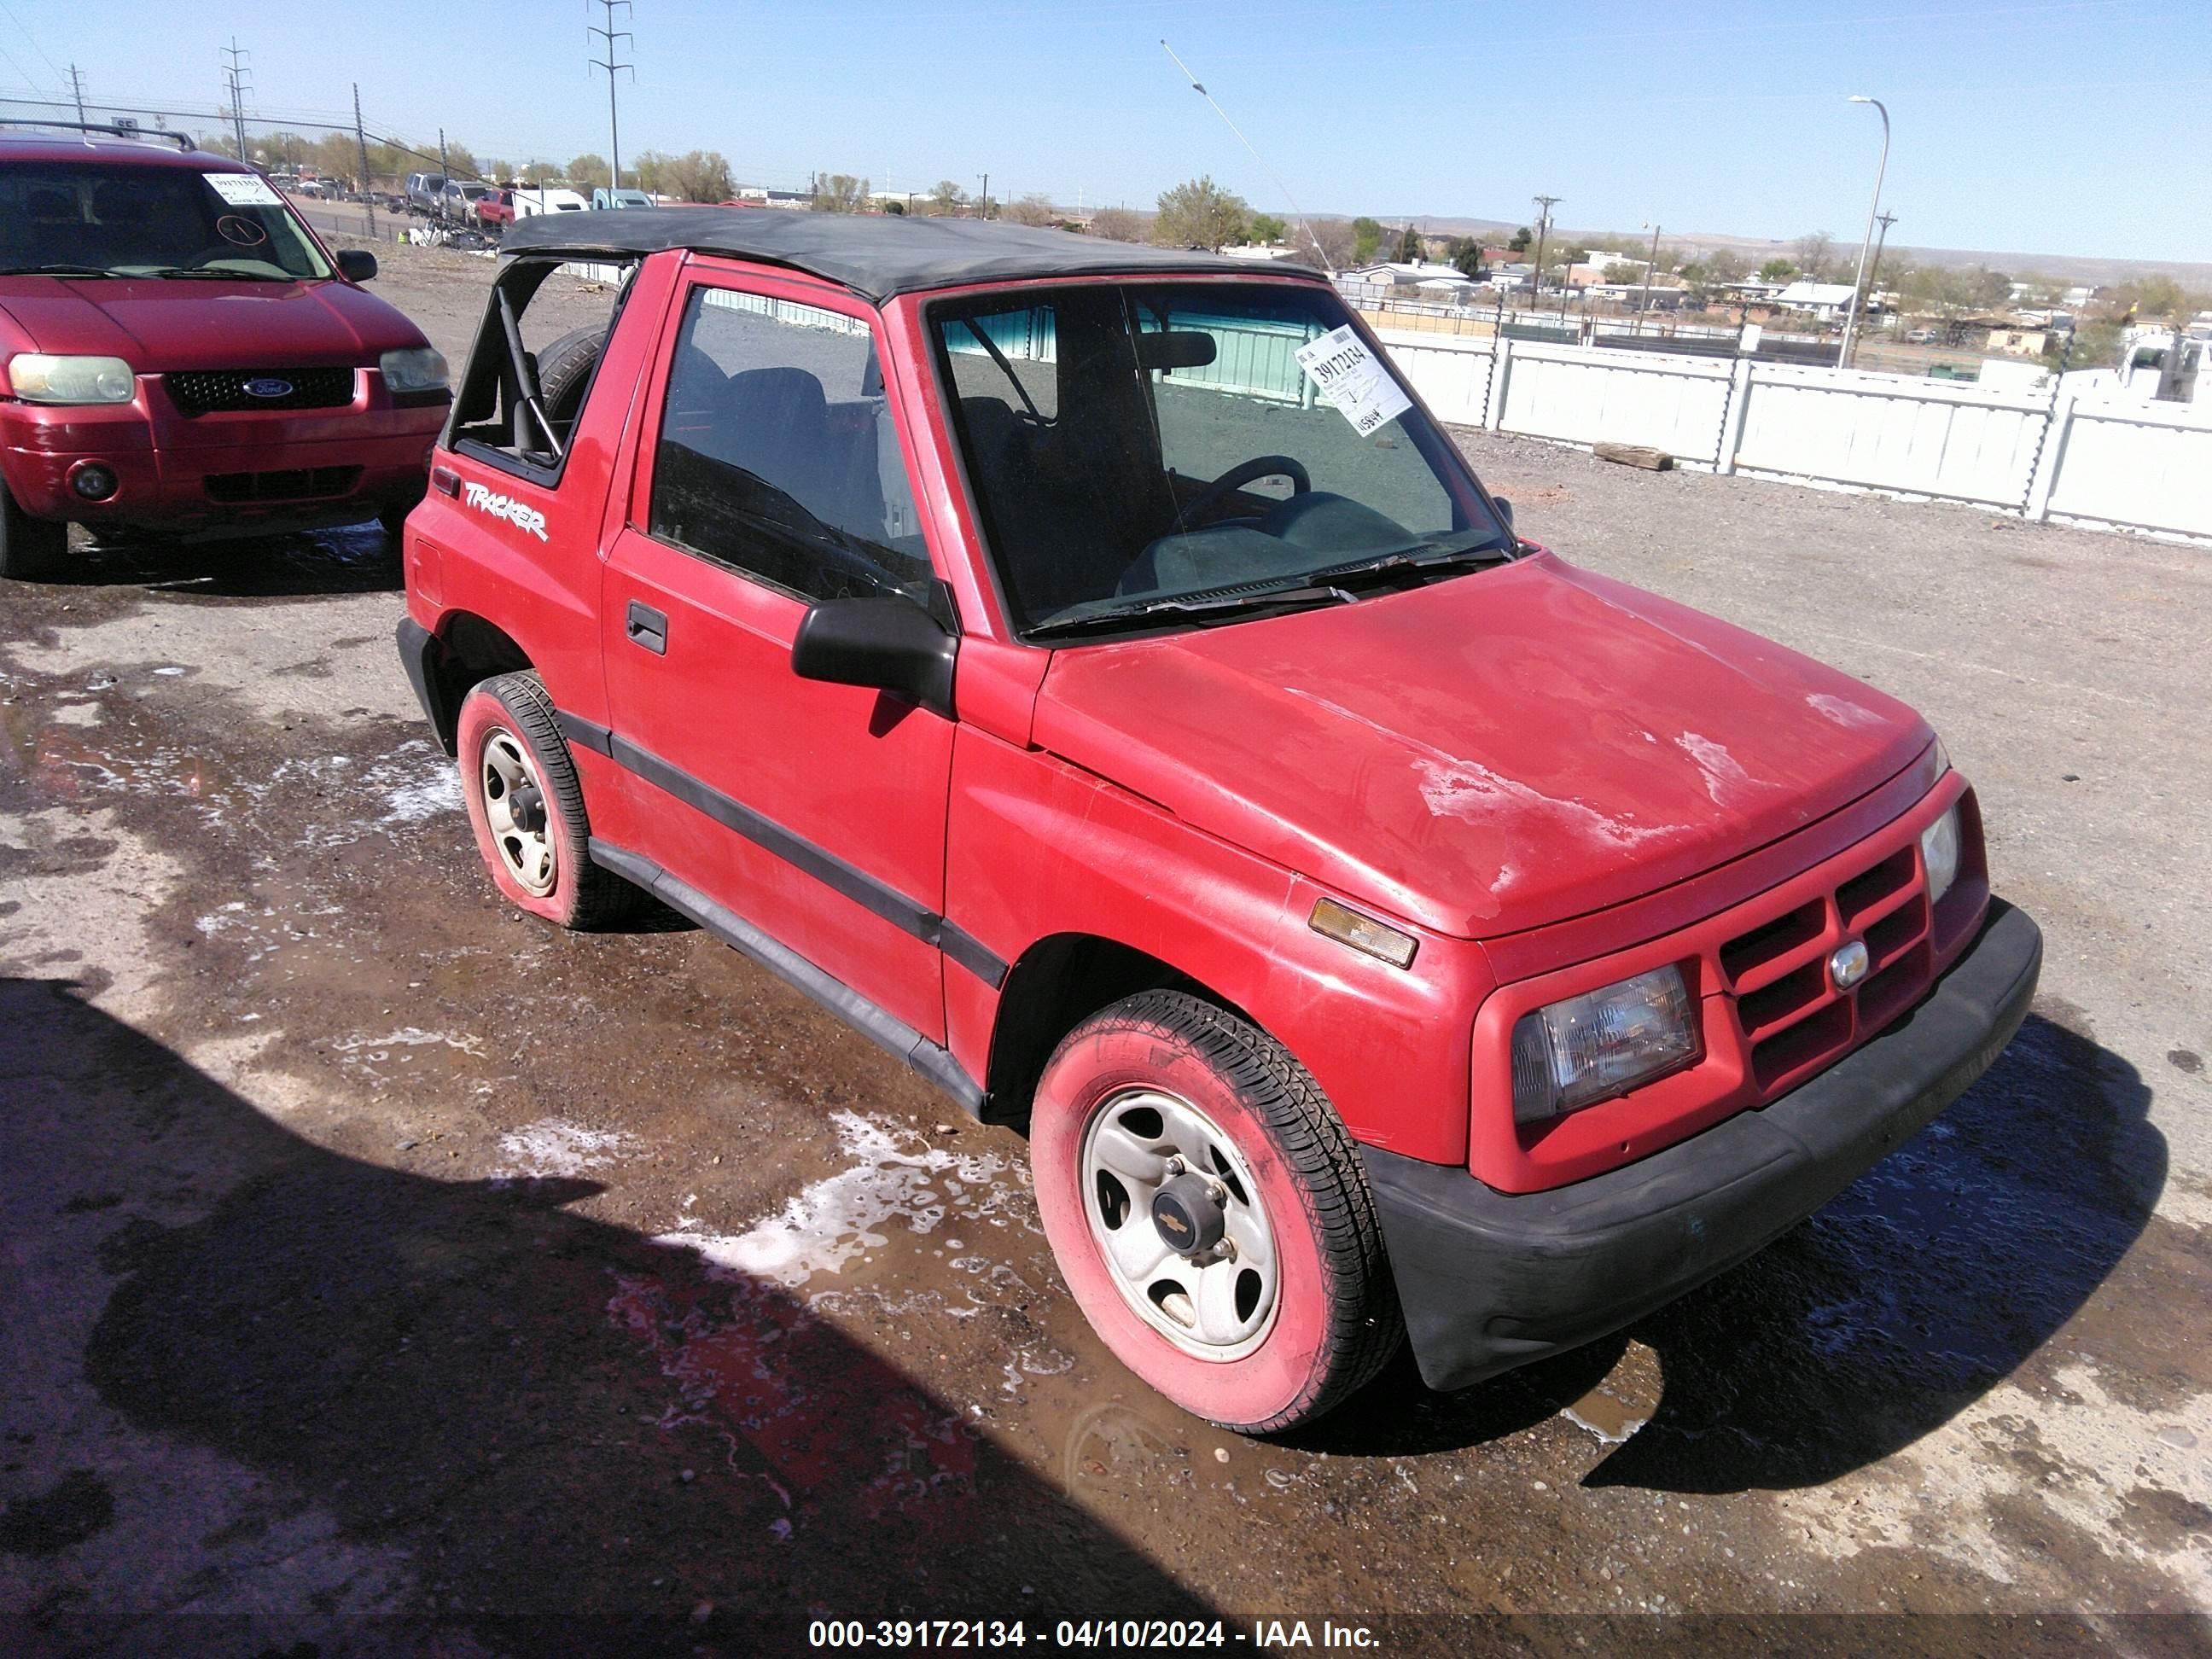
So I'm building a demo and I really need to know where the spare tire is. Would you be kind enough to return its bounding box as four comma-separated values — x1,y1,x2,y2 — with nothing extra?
534,326,607,433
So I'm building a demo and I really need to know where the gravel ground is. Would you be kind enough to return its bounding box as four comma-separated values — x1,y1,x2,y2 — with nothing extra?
0,244,2204,1655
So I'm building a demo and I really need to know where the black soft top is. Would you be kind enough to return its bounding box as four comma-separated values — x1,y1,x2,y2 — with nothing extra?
498,207,1318,302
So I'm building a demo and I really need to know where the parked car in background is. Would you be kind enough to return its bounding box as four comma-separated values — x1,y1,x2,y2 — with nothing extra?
439,181,488,224
510,186,590,218
397,209,2040,1435
475,188,517,235
588,186,653,210
405,171,446,215
0,127,451,577
1905,327,1937,345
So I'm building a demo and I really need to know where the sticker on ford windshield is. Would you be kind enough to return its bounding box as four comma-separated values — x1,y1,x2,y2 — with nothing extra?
1295,326,1413,437
462,480,550,542
203,172,284,207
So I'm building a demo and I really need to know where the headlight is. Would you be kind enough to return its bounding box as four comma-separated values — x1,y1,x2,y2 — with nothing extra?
9,353,135,405
1510,964,1699,1124
1921,806,1961,906
379,347,449,394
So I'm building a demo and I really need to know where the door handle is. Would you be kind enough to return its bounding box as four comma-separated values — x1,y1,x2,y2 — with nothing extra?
625,601,667,655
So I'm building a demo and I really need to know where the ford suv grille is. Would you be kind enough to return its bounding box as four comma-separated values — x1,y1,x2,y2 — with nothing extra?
167,368,357,416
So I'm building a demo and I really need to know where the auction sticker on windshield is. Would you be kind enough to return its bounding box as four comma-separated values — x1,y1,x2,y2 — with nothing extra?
1295,324,1413,437
204,172,285,207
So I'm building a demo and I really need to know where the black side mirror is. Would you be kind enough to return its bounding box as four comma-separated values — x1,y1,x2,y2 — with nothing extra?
1490,495,1514,533
336,248,378,283
791,595,957,720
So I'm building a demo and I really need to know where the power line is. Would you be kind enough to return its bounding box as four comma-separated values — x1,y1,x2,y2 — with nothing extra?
588,0,635,194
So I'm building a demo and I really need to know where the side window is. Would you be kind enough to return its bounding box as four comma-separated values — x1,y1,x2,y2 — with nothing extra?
648,287,933,606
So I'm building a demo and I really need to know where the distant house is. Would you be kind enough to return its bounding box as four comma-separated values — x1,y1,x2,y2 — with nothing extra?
1221,243,1300,261
1775,281,1863,321
1983,323,2050,358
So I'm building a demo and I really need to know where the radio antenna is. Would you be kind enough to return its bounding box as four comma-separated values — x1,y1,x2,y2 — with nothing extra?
1159,39,1332,276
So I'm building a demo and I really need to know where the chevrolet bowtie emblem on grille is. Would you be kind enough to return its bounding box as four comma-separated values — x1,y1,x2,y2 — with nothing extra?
1830,940,1871,990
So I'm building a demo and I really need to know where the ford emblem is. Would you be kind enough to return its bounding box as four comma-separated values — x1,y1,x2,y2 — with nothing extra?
242,377,294,399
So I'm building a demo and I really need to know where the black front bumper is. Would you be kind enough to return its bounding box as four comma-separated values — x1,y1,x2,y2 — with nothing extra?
1363,899,2043,1393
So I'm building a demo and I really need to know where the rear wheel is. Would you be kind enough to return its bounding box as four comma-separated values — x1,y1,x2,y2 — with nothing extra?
0,486,67,581
1030,990,1404,1434
455,671,643,929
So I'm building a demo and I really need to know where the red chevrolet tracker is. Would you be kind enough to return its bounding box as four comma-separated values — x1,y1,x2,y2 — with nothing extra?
397,210,2040,1432
0,124,449,577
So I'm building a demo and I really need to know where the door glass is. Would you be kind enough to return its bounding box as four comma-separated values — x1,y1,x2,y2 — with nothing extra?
649,288,933,605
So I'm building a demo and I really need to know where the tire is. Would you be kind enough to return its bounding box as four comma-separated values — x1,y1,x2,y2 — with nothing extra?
378,489,425,544
0,486,67,581
454,671,643,929
534,326,606,431
1030,990,1404,1434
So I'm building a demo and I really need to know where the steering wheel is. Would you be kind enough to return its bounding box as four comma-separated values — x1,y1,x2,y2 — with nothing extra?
1180,455,1310,523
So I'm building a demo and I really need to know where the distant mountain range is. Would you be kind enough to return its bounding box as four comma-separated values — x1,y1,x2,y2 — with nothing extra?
1345,213,2208,287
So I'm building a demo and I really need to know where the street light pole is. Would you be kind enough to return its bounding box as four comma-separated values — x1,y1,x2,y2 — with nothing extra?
1531,194,1560,309
1838,94,1889,368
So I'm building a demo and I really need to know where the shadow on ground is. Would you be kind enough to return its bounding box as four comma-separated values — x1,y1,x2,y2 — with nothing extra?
52,522,403,602
1298,1006,2167,1492
1,977,1208,1655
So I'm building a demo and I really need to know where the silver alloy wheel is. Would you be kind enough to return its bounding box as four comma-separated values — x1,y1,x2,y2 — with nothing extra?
478,728,557,896
1078,1087,1279,1361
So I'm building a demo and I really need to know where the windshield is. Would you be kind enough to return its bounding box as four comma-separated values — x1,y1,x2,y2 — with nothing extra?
930,281,1507,637
0,162,333,280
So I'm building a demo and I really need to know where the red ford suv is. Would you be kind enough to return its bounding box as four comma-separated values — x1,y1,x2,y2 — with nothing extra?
0,125,451,578
397,211,2041,1433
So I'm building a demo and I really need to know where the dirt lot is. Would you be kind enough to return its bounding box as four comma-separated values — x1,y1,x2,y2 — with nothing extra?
2,242,2206,1655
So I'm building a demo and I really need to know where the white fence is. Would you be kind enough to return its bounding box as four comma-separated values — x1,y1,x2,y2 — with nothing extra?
1373,328,2212,544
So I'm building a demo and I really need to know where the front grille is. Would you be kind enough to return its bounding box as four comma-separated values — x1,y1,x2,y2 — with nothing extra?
204,466,362,504
1718,828,1933,1099
168,367,357,416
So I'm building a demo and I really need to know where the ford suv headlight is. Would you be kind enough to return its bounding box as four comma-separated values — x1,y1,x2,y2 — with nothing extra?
1921,806,1961,905
379,347,449,394
9,353,135,405
1510,964,1700,1124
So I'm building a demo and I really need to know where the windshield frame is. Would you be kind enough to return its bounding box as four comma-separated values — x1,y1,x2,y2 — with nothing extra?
0,160,337,282
920,272,1516,647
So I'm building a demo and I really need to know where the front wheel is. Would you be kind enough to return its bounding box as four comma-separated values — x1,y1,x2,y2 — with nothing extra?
1030,990,1404,1434
0,486,67,581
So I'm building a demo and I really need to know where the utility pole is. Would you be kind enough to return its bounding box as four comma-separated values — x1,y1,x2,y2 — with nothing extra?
220,39,251,160
67,63,86,125
589,0,635,195
977,173,989,218
1865,210,1900,340
352,83,377,240
1638,222,1662,328
1838,94,1890,367
1530,194,1561,306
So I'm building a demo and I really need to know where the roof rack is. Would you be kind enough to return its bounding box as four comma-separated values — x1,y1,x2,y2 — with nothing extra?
0,118,195,152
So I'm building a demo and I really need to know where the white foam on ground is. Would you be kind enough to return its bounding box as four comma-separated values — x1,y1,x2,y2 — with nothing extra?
656,1111,1019,1289
495,1118,642,1178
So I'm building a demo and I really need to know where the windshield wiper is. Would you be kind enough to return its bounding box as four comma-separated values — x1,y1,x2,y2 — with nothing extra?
126,266,293,282
1306,534,1514,589
1027,584,1357,640
0,262,115,277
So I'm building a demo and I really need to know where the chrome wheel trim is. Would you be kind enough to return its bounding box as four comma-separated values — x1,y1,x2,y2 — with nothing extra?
478,728,556,896
1077,1086,1279,1362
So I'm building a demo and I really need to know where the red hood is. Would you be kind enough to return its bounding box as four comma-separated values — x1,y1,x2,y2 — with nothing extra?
1033,551,1932,940
0,275,427,369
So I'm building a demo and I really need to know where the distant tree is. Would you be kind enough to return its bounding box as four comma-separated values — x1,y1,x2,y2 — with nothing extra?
1249,212,1288,244
1005,193,1057,227
2122,273,2204,323
1759,258,1796,281
812,173,870,213
1507,224,1532,253
1304,218,1357,269
440,143,481,181
1701,248,1748,284
519,160,564,186
567,153,614,189
882,198,905,215
480,158,513,183
647,150,736,202
1153,174,1249,252
1447,236,1484,279
928,179,967,216
1393,224,1423,262
1089,206,1147,242
1792,230,1837,282
1350,216,1385,264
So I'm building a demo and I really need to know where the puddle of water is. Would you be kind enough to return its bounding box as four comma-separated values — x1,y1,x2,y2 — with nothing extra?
1563,1341,1662,1446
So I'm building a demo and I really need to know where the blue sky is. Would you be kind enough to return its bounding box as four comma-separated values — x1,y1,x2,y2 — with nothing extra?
11,0,2207,263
